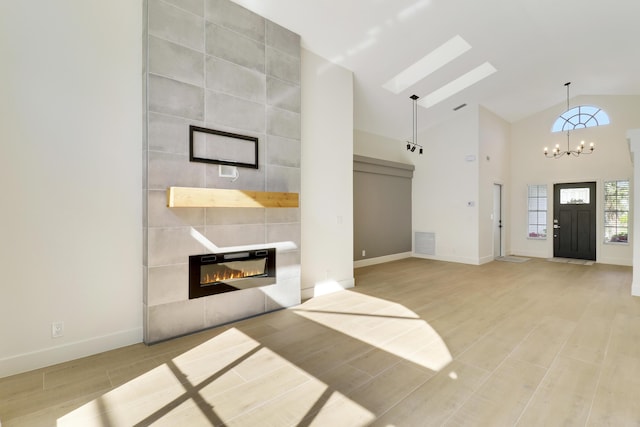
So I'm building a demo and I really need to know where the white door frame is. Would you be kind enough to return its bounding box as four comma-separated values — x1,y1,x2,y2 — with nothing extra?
493,183,504,258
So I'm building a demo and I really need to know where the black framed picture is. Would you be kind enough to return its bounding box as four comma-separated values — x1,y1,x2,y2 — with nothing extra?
189,125,259,169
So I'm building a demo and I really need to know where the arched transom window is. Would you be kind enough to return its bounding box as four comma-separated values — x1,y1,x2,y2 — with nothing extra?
551,105,610,133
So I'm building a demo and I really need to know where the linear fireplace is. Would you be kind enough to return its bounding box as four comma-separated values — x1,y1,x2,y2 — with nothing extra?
189,248,276,299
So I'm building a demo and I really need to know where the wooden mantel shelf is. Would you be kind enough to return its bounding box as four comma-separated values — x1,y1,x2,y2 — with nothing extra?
167,187,299,208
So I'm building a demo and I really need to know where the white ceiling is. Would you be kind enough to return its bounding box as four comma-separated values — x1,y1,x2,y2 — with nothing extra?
231,0,640,141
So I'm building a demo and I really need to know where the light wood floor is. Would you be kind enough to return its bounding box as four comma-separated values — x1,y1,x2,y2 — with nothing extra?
2,257,639,426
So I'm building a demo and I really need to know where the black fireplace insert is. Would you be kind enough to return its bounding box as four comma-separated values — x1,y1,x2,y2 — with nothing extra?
189,248,276,299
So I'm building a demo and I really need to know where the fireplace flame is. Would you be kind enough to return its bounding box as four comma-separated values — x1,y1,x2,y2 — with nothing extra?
200,267,264,285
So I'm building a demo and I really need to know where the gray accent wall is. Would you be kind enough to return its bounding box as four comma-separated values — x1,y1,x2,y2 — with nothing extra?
354,155,414,261
143,0,301,343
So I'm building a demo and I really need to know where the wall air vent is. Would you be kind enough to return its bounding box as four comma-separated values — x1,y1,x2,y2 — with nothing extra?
415,232,435,255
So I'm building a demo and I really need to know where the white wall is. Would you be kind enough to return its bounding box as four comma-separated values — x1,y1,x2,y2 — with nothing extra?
300,49,355,298
510,95,640,265
0,0,143,377
356,107,492,265
628,129,640,295
354,129,414,164
478,107,511,262
412,106,481,264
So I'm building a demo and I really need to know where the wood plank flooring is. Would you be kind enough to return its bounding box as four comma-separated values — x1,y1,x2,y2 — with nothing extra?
1,257,638,426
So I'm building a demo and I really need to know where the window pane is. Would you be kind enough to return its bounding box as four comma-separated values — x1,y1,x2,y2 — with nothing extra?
605,213,619,227
594,110,610,126
604,180,630,244
560,188,590,204
539,198,547,210
537,212,547,224
527,184,547,239
538,186,547,197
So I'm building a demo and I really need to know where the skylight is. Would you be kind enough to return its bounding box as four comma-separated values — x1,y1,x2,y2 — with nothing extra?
551,105,610,132
418,62,497,109
382,35,471,94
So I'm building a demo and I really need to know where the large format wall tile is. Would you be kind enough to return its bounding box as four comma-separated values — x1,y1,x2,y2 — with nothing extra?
147,299,206,342
266,208,300,224
147,151,204,189
266,47,300,84
148,112,200,155
162,0,204,17
276,251,301,280
267,223,301,252
147,189,205,228
147,226,209,266
205,207,266,225
266,106,300,140
205,0,265,43
264,278,302,311
147,264,189,305
266,21,300,58
204,224,267,248
267,77,301,113
266,165,301,193
266,135,301,168
205,91,265,133
204,287,266,327
149,36,204,87
206,23,265,73
206,56,266,103
148,0,204,52
148,74,204,120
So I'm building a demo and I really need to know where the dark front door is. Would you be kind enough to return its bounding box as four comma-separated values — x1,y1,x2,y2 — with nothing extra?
553,182,596,260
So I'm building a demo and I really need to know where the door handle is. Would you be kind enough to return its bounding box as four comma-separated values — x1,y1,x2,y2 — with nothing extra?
553,225,560,229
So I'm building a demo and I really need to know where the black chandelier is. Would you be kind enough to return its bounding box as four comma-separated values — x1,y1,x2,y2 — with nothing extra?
406,94,423,154
544,82,594,158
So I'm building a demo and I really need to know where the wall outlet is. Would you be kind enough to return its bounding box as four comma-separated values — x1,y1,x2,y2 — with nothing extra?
218,164,238,178
362,250,366,257
51,321,64,338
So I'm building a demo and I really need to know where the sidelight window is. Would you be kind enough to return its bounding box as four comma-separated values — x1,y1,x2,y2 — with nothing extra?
527,184,547,239
604,180,629,244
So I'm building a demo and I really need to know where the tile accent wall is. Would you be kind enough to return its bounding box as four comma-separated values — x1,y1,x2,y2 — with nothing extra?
143,0,301,343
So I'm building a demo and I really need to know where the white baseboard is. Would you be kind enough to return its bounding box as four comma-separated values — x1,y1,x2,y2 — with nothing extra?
597,256,632,266
411,253,482,265
301,278,355,300
0,327,143,379
632,277,640,297
354,252,412,268
478,254,495,265
508,249,551,259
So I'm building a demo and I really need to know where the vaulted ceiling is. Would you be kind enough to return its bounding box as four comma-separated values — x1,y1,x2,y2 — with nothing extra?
232,0,640,141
